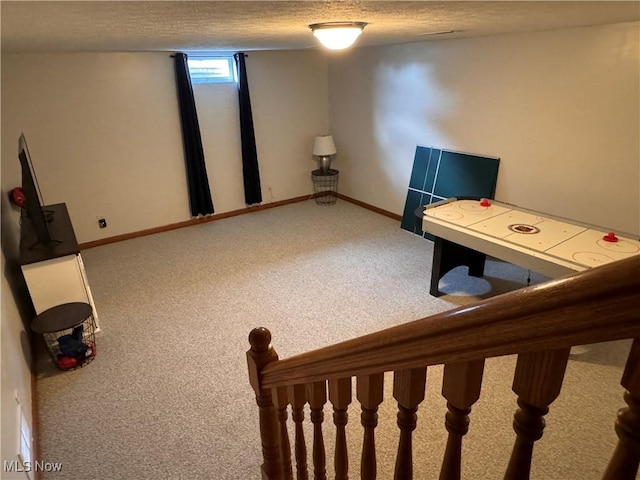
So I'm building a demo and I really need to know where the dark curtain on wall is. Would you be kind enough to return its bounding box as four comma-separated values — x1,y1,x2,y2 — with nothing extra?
234,53,262,205
173,52,215,217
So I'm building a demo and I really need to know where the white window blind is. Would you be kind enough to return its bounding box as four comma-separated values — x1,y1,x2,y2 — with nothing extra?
187,56,235,84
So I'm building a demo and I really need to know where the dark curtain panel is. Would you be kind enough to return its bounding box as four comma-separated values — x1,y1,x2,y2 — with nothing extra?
174,52,214,216
234,53,262,205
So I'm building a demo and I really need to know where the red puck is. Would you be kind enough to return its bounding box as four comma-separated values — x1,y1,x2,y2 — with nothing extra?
603,232,619,243
479,198,491,207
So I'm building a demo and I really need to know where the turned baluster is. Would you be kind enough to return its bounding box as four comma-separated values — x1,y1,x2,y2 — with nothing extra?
247,327,283,479
357,373,384,480
307,381,327,480
393,367,427,480
289,383,309,480
603,338,640,480
329,377,352,480
439,359,485,480
504,347,571,480
274,386,294,480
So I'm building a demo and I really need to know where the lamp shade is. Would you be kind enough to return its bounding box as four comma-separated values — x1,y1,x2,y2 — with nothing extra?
312,135,337,156
309,22,367,50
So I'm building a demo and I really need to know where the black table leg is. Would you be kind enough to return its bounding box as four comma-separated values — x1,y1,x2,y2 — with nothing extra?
430,237,486,296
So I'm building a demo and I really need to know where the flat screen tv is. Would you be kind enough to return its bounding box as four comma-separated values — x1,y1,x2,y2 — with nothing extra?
18,133,53,248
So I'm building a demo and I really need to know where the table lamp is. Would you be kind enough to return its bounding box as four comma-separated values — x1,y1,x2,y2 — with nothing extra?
312,135,337,173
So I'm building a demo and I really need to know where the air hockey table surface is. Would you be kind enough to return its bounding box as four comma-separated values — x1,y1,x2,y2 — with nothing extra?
422,198,640,283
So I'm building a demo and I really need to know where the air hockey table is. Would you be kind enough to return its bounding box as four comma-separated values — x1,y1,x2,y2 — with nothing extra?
421,197,640,296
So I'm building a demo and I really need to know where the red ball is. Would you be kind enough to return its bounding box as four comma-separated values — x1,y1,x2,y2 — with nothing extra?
57,356,77,370
10,187,25,208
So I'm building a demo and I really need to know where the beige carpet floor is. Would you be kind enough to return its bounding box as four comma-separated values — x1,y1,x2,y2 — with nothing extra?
33,199,631,479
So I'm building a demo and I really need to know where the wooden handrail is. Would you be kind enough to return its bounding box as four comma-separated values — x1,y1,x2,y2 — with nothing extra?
260,255,640,390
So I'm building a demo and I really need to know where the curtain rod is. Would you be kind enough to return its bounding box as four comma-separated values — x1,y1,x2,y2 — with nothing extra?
169,52,248,57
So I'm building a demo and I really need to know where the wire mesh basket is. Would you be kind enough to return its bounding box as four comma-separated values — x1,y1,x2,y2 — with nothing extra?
42,316,97,371
32,302,97,371
312,169,339,205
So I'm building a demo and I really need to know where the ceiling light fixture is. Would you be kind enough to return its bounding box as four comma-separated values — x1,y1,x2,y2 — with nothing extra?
309,22,368,50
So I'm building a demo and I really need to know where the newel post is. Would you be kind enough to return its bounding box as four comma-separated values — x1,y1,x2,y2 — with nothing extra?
248,327,283,480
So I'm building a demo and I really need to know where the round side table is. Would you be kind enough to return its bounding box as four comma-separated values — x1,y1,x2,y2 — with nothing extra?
31,302,97,370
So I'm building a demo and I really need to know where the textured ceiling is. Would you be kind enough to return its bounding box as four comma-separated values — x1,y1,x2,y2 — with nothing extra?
1,1,639,53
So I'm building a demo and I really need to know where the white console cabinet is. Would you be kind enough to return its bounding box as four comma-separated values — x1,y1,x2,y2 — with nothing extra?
19,203,100,331
21,253,100,330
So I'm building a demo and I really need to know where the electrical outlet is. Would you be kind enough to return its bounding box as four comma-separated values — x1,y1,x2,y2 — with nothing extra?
98,218,107,228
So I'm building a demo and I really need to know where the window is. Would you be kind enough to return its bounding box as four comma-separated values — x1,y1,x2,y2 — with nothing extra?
187,56,235,84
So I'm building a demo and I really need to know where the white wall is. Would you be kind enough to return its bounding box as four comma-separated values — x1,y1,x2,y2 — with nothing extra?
1,182,34,480
247,51,330,203
1,252,33,480
1,53,188,243
328,22,640,235
1,50,329,244
195,50,329,212
1,80,34,472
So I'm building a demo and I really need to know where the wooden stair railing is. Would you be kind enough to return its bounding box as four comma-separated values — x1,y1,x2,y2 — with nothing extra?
246,255,640,479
